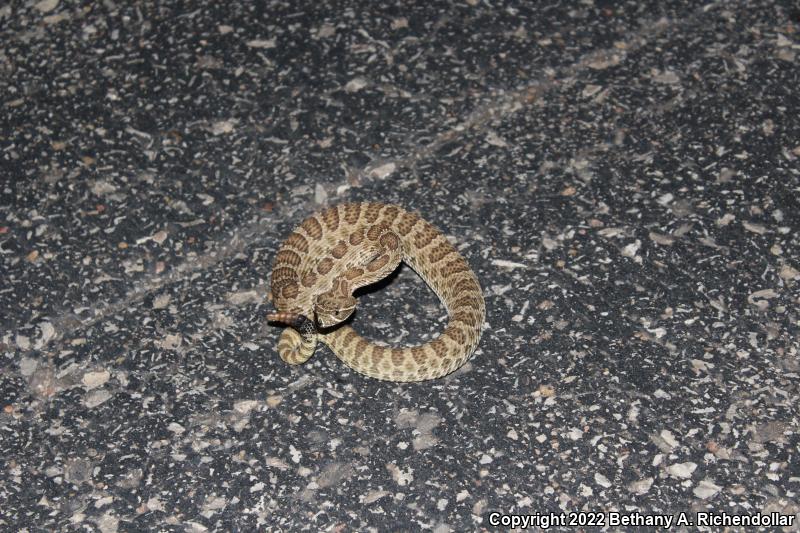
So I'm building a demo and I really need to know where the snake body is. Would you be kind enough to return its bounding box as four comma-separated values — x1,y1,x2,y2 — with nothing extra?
267,202,485,381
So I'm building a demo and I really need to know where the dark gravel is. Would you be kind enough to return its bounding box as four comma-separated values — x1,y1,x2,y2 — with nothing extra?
2,0,798,531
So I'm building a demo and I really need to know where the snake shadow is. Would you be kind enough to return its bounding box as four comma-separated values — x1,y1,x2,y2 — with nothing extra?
353,262,405,299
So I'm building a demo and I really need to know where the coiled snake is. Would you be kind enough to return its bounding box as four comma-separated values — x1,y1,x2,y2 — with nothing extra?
267,202,485,381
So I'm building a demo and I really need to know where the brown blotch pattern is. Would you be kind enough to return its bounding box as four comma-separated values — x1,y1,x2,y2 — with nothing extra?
365,204,382,223
321,206,340,231
301,272,318,288
414,226,438,249
281,282,299,299
366,223,387,241
344,204,362,225
372,346,386,362
356,338,369,355
285,232,309,253
316,257,334,275
430,339,447,359
440,258,470,278
342,329,359,349
331,240,348,259
411,347,427,365
300,215,323,239
396,212,420,235
330,279,349,295
349,229,364,246
345,267,364,280
452,278,477,295
453,310,480,327
271,266,296,283
391,349,406,367
379,232,400,249
382,205,400,225
428,242,453,264
366,253,390,273
276,249,302,267
453,294,481,310
448,326,466,345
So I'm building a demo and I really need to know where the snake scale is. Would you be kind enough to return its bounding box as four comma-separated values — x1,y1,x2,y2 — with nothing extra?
267,202,485,381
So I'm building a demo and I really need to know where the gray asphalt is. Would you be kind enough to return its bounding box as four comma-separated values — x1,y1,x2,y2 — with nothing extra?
2,0,799,531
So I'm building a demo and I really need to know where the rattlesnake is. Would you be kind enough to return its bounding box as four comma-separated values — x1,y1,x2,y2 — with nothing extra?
267,202,485,381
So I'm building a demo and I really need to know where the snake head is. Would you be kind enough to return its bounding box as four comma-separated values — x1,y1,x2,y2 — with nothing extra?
314,293,356,328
